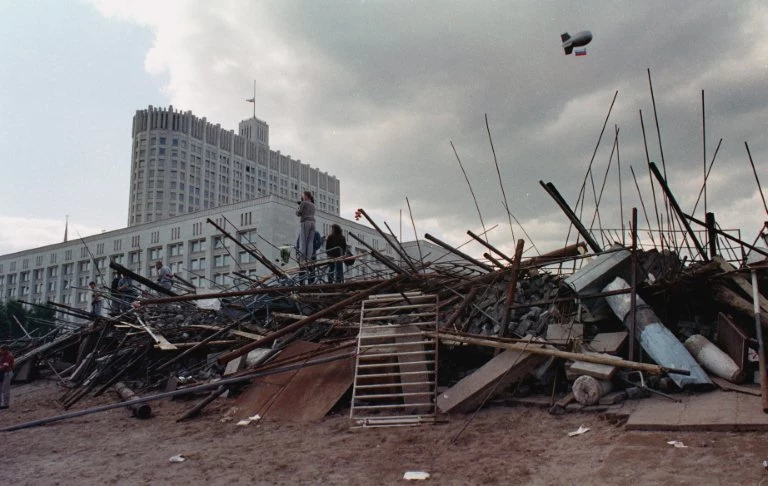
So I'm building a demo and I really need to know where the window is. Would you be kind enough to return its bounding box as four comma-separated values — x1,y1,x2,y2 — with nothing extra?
47,281,56,292
62,263,74,275
48,267,58,278
190,239,206,253
190,257,206,270
50,253,57,264
81,247,88,258
238,230,258,244
169,243,184,257
114,239,122,252
213,236,227,250
129,251,141,264
78,261,91,273
148,247,162,261
214,273,230,285
96,243,105,255
213,254,230,267
239,251,254,264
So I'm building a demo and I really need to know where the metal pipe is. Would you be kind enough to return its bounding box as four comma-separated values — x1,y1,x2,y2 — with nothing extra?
467,230,514,264
648,162,708,261
540,181,601,253
0,352,356,433
630,208,638,361
424,233,493,272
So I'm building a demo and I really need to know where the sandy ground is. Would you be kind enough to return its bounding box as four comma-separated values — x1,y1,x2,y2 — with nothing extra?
1,378,767,485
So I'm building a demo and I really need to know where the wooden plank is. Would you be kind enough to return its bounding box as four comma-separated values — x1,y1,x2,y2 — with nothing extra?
223,356,244,376
263,346,354,422
153,333,179,351
232,341,319,420
437,337,546,413
711,375,761,396
546,323,583,344
587,331,628,354
568,352,620,380
230,329,265,341
233,341,355,422
625,391,768,431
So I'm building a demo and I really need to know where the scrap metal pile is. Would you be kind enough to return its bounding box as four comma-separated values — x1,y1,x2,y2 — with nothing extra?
3,189,768,433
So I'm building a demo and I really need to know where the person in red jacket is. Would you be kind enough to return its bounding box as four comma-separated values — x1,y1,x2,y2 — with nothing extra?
0,345,14,409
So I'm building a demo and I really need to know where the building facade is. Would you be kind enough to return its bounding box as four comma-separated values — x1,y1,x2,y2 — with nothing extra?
128,106,340,226
0,196,391,317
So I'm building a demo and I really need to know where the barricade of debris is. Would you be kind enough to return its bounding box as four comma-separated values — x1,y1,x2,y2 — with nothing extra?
2,177,768,433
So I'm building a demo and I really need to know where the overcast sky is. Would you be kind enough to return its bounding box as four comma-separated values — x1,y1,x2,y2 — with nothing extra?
1,0,766,260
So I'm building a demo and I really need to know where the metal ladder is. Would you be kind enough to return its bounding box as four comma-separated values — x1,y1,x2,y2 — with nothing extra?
350,292,438,427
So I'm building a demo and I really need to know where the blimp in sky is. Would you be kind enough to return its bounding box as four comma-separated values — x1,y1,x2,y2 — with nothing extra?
561,30,593,55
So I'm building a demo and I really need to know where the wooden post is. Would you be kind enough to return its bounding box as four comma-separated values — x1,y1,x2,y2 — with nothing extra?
500,239,525,337
115,382,152,419
630,208,638,361
750,269,768,413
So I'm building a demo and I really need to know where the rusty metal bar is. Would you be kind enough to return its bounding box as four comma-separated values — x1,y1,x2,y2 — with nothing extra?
442,287,481,330
358,208,417,273
683,213,768,259
139,279,388,305
424,233,493,272
207,218,287,278
648,162,708,261
347,232,407,275
706,212,718,258
630,208,638,361
483,253,506,269
0,352,356,433
539,181,602,253
467,230,514,265
500,239,525,337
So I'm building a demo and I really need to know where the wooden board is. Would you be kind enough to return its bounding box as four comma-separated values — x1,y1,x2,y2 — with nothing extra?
437,338,546,413
625,391,768,431
587,332,628,354
568,352,620,380
263,346,354,421
711,375,761,396
233,341,354,422
546,323,583,344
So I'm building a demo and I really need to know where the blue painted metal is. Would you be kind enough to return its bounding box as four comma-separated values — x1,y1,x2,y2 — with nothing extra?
603,277,712,388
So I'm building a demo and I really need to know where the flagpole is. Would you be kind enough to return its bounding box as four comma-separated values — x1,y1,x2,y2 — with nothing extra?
252,80,256,118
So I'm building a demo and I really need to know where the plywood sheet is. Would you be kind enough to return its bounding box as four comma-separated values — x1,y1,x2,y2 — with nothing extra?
234,341,355,422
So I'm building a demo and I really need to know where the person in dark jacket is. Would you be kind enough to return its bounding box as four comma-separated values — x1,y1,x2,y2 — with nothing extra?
0,345,14,409
325,224,347,283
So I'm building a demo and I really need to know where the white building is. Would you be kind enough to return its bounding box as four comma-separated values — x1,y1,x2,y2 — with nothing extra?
0,195,394,315
128,106,340,226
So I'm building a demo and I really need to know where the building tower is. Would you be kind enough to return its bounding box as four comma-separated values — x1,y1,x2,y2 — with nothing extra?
127,105,341,226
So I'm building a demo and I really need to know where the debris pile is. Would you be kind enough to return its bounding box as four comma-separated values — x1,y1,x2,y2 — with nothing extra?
3,169,768,433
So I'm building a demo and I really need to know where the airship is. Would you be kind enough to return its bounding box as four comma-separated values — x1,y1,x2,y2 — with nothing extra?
561,31,593,55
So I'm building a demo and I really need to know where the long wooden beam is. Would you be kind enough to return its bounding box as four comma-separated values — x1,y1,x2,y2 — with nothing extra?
438,331,690,376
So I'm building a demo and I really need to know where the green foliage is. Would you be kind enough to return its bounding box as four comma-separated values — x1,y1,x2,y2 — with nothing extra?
0,301,57,341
